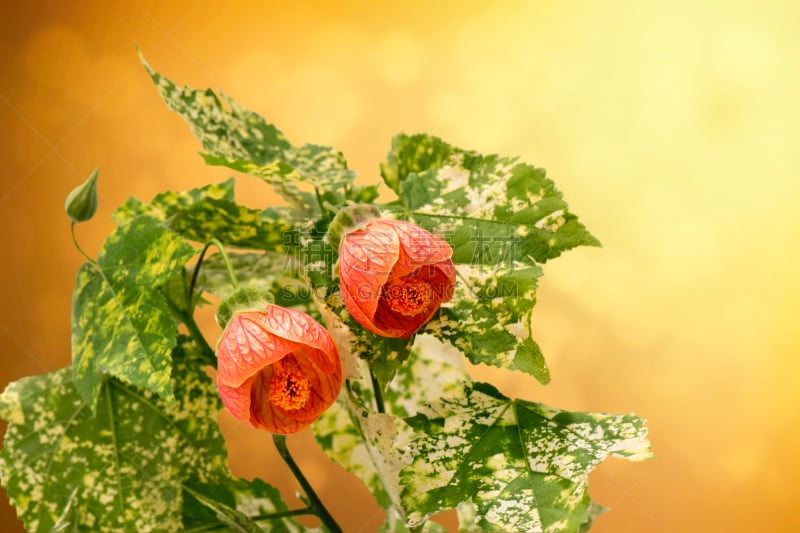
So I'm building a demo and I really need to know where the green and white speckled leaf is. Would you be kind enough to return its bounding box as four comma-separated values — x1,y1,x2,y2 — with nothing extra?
114,179,235,222
424,262,551,383
196,252,312,313
455,499,607,533
379,134,598,382
183,485,264,533
383,133,600,265
140,52,363,214
313,395,396,510
71,215,195,407
314,336,469,526
380,508,447,532
231,478,314,533
313,375,452,532
401,382,653,532
384,334,471,419
381,133,456,197
182,478,311,533
0,342,291,532
359,332,415,392
113,178,293,252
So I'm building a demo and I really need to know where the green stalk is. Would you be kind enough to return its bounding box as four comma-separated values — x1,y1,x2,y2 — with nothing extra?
183,311,217,366
248,508,314,521
272,434,342,533
209,238,239,290
70,223,97,265
189,239,239,307
370,369,386,414
162,294,216,367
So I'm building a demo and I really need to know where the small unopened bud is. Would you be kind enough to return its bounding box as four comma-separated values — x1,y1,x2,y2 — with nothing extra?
65,168,99,223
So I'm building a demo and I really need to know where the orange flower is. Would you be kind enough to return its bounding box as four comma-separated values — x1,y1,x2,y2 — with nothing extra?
216,305,342,434
338,219,456,338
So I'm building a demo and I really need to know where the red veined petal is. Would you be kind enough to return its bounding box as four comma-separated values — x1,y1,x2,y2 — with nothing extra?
216,312,299,387
373,284,443,338
339,219,456,338
386,219,454,279
339,221,400,331
251,305,339,374
215,305,343,434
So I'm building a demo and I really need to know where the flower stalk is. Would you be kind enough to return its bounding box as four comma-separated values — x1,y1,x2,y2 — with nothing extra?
189,238,239,308
370,369,386,414
272,434,343,533
70,223,97,266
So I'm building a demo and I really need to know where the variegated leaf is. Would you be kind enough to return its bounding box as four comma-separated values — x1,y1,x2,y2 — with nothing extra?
0,340,298,532
383,133,600,265
183,478,310,533
424,262,550,383
315,336,468,527
114,178,293,252
313,395,401,511
71,215,195,407
455,499,607,533
380,507,447,533
383,334,471,419
401,382,653,532
379,134,598,381
196,251,312,313
139,51,371,214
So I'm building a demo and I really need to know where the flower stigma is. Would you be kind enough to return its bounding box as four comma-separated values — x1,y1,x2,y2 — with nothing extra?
382,277,434,317
269,358,311,411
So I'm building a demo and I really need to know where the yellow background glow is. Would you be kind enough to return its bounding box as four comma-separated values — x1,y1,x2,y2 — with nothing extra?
2,1,799,531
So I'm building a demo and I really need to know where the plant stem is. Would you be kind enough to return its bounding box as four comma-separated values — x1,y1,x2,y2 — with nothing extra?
370,369,386,414
183,311,217,366
249,508,314,521
162,292,216,367
189,239,240,302
171,238,240,366
70,223,97,265
314,186,327,216
210,238,239,290
272,434,342,533
188,242,213,310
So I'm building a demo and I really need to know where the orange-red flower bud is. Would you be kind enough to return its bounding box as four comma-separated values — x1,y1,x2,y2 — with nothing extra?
338,219,456,338
216,305,342,434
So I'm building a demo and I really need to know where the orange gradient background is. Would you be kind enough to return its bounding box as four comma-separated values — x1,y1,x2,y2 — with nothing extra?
2,1,799,532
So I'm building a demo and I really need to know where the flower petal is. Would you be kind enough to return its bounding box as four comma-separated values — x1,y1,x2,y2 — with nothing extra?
218,375,256,425
339,222,400,331
216,312,298,387
387,219,454,279
215,305,343,434
339,219,457,338
271,352,342,422
254,305,340,374
244,354,341,433
411,261,457,302
373,291,443,338
248,369,313,434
